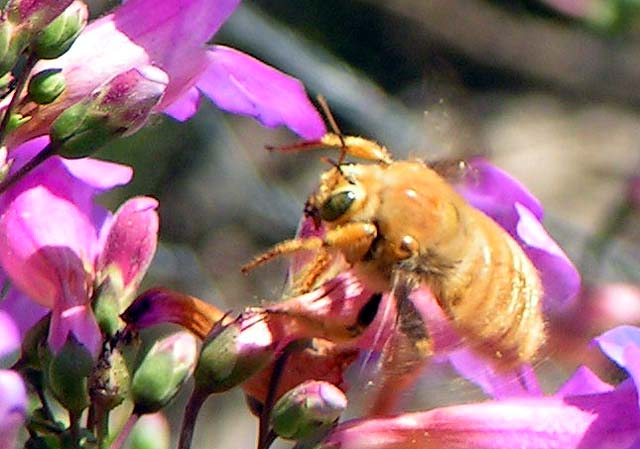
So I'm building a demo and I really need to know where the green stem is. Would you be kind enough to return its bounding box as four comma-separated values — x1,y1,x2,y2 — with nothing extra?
95,405,111,449
257,341,297,449
109,413,139,449
0,53,38,146
69,410,81,449
178,388,208,449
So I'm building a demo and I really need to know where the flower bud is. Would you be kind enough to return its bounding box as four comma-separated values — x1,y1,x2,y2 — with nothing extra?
32,1,87,59
131,332,197,415
271,381,347,441
194,319,275,395
0,21,29,77
129,413,170,449
50,66,168,158
47,335,93,413
5,0,74,35
28,68,65,104
90,346,131,411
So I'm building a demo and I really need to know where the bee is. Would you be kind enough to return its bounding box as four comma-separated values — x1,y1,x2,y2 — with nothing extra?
242,131,544,410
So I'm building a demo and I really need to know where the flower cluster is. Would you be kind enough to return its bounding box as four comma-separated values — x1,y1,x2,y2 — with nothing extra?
0,0,324,447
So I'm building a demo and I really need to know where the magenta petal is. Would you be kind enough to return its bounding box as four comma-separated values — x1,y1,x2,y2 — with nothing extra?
0,370,27,449
320,382,640,449
0,187,97,308
0,311,20,368
163,86,201,121
0,288,48,337
456,158,579,309
447,349,540,398
198,46,326,139
594,325,640,409
115,0,240,62
458,158,544,228
97,197,159,292
49,304,101,357
515,203,580,310
556,366,614,397
2,137,131,231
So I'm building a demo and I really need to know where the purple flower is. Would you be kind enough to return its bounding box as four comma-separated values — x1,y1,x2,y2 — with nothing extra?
4,0,325,148
0,370,27,449
0,312,27,449
0,311,21,368
0,138,158,357
316,326,640,449
458,158,581,310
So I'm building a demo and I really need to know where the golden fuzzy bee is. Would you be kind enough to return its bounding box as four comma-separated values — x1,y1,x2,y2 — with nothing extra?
242,132,544,377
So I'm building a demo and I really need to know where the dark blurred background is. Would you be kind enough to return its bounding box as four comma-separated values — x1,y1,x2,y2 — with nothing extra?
90,0,640,447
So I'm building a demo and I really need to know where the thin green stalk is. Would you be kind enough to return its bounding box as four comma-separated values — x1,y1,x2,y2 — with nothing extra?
0,53,38,146
109,413,139,449
178,388,208,449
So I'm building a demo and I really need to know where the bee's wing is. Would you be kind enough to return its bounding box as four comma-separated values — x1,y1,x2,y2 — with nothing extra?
365,268,433,416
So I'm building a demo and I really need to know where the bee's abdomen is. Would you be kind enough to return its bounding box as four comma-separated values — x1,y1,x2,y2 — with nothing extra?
437,209,544,368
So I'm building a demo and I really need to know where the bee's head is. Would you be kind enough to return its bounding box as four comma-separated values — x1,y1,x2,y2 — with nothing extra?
305,164,374,226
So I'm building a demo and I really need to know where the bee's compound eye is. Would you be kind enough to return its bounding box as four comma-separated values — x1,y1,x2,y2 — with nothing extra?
320,190,356,221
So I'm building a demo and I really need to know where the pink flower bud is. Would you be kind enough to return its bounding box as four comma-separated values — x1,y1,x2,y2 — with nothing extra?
5,0,74,34
50,66,168,158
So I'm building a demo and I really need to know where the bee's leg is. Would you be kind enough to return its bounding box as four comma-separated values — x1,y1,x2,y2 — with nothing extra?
241,222,377,273
291,250,332,294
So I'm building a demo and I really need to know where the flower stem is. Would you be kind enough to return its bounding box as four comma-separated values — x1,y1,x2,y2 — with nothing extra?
0,139,60,194
178,387,208,449
0,53,38,146
69,410,81,449
257,342,295,449
109,413,139,449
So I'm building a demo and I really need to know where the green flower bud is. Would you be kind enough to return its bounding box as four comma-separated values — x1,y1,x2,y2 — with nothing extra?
32,1,87,59
131,332,197,415
90,346,131,411
93,268,125,338
28,68,65,104
129,414,170,449
194,320,275,395
47,336,93,414
50,66,168,158
6,0,74,35
0,21,29,77
272,381,347,441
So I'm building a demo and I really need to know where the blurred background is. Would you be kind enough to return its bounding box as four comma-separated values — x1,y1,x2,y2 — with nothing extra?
91,0,640,447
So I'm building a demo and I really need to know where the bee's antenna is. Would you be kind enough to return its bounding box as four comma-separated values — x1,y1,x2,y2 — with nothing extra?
317,95,348,164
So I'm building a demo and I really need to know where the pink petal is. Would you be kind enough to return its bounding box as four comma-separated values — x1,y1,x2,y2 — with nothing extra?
49,304,101,357
0,311,20,368
0,186,97,308
0,370,27,449
198,46,326,139
97,197,158,301
515,203,580,310
163,86,201,121
556,366,614,397
594,325,640,409
0,287,48,337
321,382,640,449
